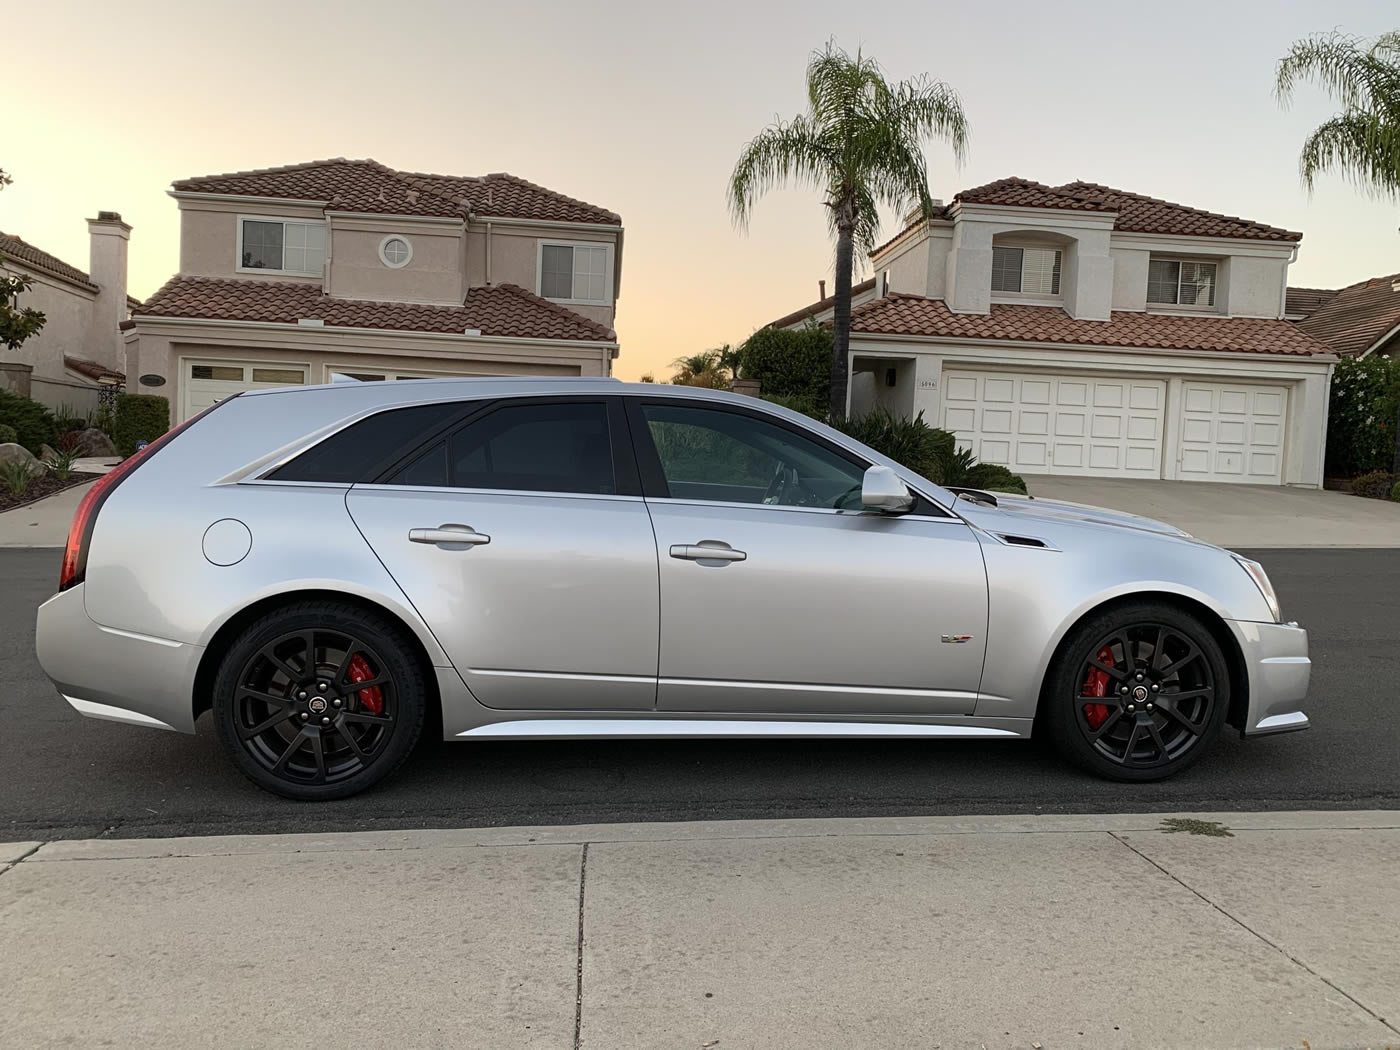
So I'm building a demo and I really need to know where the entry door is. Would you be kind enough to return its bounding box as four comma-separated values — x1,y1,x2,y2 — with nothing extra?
1176,382,1286,484
346,397,659,710
630,399,989,715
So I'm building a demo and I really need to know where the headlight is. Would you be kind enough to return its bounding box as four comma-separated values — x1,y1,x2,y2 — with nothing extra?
1233,555,1281,623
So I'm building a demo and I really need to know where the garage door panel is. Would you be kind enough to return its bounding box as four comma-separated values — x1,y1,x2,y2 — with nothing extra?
1177,382,1286,484
942,370,1164,479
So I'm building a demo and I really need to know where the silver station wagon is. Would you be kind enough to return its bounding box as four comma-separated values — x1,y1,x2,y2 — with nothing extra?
35,378,1311,799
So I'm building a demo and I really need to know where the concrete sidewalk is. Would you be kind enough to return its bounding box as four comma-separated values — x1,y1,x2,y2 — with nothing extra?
0,458,115,548
1025,475,1400,548
3,812,1397,1049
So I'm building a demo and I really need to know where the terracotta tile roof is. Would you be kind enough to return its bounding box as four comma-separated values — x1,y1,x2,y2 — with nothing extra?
0,231,98,292
872,177,1300,259
848,294,1331,356
1297,273,1400,357
766,277,877,329
172,158,620,225
398,171,621,225
954,177,1111,213
132,276,616,342
64,355,125,383
1056,181,1301,242
1285,286,1340,318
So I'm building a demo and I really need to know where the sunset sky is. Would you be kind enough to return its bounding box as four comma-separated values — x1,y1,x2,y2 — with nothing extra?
5,0,1396,381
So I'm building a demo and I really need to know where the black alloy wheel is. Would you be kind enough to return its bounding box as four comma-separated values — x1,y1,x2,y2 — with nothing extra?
1045,602,1229,781
213,603,426,800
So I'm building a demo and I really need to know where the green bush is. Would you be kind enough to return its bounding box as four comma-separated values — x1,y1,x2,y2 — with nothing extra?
1327,356,1400,477
0,389,56,454
112,393,170,457
964,462,1029,494
1352,470,1398,500
0,423,16,444
740,324,833,417
1,460,37,496
1392,481,1400,503
830,409,948,482
761,392,825,420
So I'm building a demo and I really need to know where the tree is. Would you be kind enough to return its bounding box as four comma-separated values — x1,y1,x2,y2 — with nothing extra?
669,349,730,388
0,168,49,351
1276,29,1400,471
728,42,969,420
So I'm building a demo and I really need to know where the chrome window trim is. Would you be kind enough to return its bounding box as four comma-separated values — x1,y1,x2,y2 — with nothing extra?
350,482,646,504
642,495,968,523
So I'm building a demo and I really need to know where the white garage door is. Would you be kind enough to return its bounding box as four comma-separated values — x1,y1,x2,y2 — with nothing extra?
181,361,308,421
942,370,1166,478
1176,382,1286,484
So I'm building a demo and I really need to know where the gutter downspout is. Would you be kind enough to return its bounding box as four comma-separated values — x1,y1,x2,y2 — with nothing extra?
485,221,492,286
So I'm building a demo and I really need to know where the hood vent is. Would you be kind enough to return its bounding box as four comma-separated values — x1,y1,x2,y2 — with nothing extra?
992,532,1055,550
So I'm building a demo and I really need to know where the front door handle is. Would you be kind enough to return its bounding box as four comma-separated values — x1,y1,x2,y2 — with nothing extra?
669,541,746,563
409,525,491,547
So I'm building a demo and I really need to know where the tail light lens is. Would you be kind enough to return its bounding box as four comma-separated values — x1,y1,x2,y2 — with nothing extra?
59,397,238,592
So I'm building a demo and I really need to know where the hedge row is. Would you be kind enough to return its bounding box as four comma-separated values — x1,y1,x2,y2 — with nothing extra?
1327,356,1400,477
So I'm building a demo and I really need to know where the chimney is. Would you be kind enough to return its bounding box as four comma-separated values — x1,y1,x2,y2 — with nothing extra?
86,211,131,374
819,279,826,300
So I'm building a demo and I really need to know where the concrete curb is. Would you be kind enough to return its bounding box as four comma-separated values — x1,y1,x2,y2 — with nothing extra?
24,809,1400,862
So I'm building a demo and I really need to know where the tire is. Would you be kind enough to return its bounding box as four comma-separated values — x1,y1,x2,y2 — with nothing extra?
1043,601,1229,782
212,601,427,800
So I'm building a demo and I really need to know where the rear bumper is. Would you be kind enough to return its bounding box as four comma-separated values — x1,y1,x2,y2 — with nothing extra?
35,585,203,734
1227,619,1311,736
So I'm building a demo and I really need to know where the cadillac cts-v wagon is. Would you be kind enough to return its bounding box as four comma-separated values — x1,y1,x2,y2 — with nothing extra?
35,378,1311,799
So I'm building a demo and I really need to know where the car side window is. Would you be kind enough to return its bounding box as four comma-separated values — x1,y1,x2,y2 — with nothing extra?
388,400,616,495
268,402,462,483
640,402,867,509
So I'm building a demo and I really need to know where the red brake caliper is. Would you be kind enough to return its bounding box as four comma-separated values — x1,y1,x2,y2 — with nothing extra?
1082,645,1115,730
347,654,383,715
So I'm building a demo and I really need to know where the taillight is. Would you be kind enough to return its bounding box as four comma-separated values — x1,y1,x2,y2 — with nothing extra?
59,396,240,591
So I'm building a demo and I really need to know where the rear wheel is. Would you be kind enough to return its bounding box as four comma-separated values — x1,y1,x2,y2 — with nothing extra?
212,602,426,800
1044,602,1228,782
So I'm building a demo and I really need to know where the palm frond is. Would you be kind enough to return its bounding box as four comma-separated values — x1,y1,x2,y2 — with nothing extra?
1297,111,1400,196
727,116,834,229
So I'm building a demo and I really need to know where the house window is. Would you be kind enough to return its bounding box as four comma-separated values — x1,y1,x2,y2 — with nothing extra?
239,218,327,275
991,245,1062,296
1147,258,1217,307
539,243,609,302
379,236,412,268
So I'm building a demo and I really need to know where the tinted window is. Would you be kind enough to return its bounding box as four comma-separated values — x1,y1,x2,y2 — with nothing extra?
269,402,461,484
389,401,615,495
641,403,866,509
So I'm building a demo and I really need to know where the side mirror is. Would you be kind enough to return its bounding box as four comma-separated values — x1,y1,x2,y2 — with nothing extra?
861,465,914,514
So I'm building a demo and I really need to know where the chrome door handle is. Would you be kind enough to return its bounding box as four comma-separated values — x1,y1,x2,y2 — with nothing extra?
409,525,491,547
669,542,746,563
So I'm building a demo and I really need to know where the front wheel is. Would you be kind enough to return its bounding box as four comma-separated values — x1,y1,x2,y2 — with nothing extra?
212,602,426,800
1043,602,1229,782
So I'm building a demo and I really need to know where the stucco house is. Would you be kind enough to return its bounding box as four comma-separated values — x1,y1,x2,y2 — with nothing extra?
1287,273,1400,358
0,214,132,411
772,177,1337,487
125,158,623,421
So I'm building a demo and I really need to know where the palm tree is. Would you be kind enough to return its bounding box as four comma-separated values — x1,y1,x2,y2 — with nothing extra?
729,41,969,420
1275,30,1400,198
669,350,728,388
1276,30,1400,474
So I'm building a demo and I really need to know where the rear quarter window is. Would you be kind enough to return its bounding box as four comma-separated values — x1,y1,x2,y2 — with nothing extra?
268,402,462,483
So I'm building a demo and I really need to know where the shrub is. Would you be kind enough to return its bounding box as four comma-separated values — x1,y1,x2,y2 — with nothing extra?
1,460,37,496
112,393,170,456
739,324,833,415
0,389,56,454
964,462,1029,494
44,446,79,481
831,409,948,482
1327,356,1400,477
1352,470,1398,500
0,423,16,445
1393,481,1400,503
761,392,825,420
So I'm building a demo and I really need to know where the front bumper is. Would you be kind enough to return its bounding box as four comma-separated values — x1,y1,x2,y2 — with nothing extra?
1227,619,1311,736
35,585,204,734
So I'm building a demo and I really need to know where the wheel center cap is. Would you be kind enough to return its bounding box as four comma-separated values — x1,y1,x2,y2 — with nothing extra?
308,696,328,714
1132,685,1149,702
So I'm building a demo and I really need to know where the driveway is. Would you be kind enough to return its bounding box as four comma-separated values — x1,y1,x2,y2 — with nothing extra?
1023,476,1400,548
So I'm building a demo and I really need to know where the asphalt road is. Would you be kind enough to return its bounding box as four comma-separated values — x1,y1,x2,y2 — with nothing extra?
3,547,1398,841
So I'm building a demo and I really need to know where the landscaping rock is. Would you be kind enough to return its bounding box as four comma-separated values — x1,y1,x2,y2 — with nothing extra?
39,443,60,463
72,428,117,457
0,443,45,474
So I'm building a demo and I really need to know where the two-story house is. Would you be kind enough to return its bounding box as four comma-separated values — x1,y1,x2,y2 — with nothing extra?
773,177,1337,487
0,214,132,411
125,158,623,422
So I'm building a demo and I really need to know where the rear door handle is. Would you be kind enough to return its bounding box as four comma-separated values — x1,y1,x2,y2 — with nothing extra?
669,542,746,563
409,525,491,547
